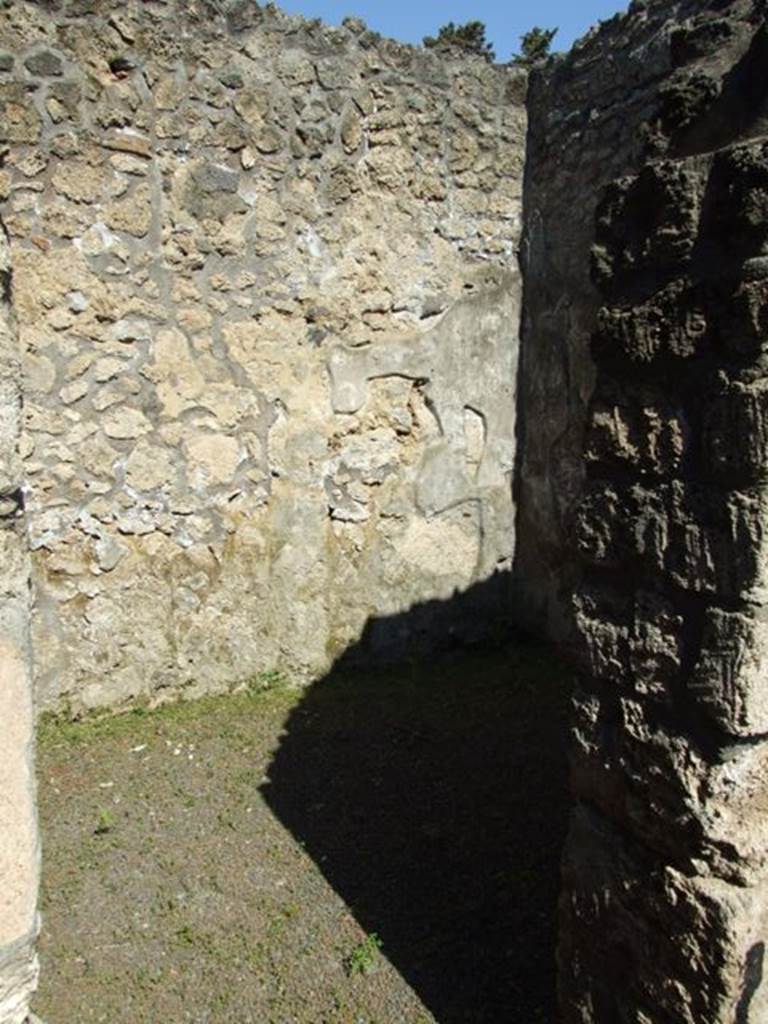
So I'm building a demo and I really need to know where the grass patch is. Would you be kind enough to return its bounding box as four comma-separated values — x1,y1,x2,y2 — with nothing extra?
345,933,383,977
37,679,300,750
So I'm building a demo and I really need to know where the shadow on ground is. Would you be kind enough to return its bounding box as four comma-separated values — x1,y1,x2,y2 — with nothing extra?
262,578,572,1023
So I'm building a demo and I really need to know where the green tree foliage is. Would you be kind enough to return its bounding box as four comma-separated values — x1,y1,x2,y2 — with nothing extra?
423,20,495,62
512,26,558,67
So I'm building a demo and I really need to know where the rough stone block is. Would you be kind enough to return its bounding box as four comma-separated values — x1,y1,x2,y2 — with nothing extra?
585,386,685,476
692,607,768,736
571,678,768,881
23,50,63,77
0,82,41,144
560,804,768,1024
574,481,637,571
591,162,703,292
575,479,768,601
670,16,736,65
703,377,768,482
569,684,707,853
653,70,721,141
593,278,709,364
719,272,768,358
704,140,768,258
573,583,683,693
572,584,630,683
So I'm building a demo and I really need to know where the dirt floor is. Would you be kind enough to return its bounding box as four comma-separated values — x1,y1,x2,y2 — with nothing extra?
33,638,571,1024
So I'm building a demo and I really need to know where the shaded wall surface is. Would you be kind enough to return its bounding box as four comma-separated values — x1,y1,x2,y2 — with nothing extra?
0,0,525,714
518,0,768,1019
517,0,740,638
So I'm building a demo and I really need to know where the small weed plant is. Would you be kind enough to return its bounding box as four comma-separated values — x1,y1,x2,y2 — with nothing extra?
345,933,383,977
94,807,114,835
250,668,289,692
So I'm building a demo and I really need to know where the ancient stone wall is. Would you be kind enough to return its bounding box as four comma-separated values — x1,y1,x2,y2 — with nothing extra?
516,0,715,638
521,0,768,1019
0,221,39,1023
0,0,525,714
5,0,768,1020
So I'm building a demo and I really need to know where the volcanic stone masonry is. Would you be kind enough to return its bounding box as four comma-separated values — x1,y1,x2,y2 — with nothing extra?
521,0,768,1019
2,0,768,1021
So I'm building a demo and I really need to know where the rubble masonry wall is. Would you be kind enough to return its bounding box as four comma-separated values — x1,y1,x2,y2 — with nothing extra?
0,0,526,715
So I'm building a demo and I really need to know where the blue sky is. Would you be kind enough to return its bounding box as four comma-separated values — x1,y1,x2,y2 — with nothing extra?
278,0,629,59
